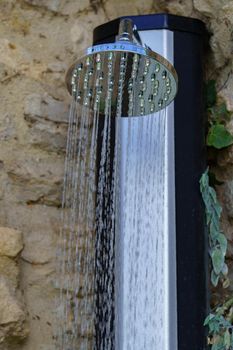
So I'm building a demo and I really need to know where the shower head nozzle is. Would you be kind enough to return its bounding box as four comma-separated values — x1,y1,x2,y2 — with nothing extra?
66,18,178,117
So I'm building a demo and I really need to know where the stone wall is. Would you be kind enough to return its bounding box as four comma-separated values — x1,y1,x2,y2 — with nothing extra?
0,0,232,348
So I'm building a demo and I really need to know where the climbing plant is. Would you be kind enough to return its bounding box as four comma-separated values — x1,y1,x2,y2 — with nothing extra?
200,170,228,288
204,298,233,350
204,299,233,350
202,80,233,350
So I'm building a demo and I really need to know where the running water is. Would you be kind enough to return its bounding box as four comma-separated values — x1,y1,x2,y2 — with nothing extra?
56,50,168,350
115,110,167,350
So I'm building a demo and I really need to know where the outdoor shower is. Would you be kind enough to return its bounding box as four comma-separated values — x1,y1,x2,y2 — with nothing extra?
58,13,207,350
66,18,178,116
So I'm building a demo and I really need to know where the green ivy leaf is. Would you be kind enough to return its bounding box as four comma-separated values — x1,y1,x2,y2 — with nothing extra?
212,341,223,350
231,333,233,347
210,221,220,240
217,233,227,256
209,186,218,203
205,80,217,108
224,330,231,349
205,299,233,350
207,124,233,149
200,170,228,287
204,313,215,326
211,270,220,287
209,318,221,333
212,247,224,275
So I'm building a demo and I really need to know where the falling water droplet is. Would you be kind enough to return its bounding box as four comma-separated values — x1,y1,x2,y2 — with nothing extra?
96,53,101,63
96,62,101,70
145,57,150,67
86,56,91,66
77,91,82,100
138,91,144,98
77,63,83,71
134,54,139,63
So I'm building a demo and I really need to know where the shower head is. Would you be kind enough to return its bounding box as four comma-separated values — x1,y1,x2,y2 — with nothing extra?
66,18,178,117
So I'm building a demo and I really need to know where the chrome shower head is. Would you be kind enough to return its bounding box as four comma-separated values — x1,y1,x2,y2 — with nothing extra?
66,18,178,117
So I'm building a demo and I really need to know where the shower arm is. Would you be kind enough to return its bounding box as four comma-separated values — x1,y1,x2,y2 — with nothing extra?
116,18,151,50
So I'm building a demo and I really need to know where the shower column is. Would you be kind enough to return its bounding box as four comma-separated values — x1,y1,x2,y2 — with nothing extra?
93,13,207,350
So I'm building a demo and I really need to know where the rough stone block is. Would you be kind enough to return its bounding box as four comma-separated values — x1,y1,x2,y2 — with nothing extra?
219,71,233,112
21,230,56,265
220,181,233,219
193,0,228,16
0,38,32,70
0,114,16,142
0,256,19,289
24,93,69,124
60,0,90,15
0,227,23,258
5,152,64,206
0,278,28,345
70,9,106,53
104,0,155,17
47,62,67,73
164,0,194,16
27,120,67,153
23,0,61,12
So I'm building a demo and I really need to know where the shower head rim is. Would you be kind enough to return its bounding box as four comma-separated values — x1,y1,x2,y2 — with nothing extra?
65,41,178,96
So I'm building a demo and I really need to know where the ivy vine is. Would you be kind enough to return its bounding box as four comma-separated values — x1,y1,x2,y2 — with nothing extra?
202,80,233,350
204,298,233,350
200,170,228,288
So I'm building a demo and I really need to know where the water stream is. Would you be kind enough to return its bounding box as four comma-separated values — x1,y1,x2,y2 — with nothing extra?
116,110,166,350
56,51,168,350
